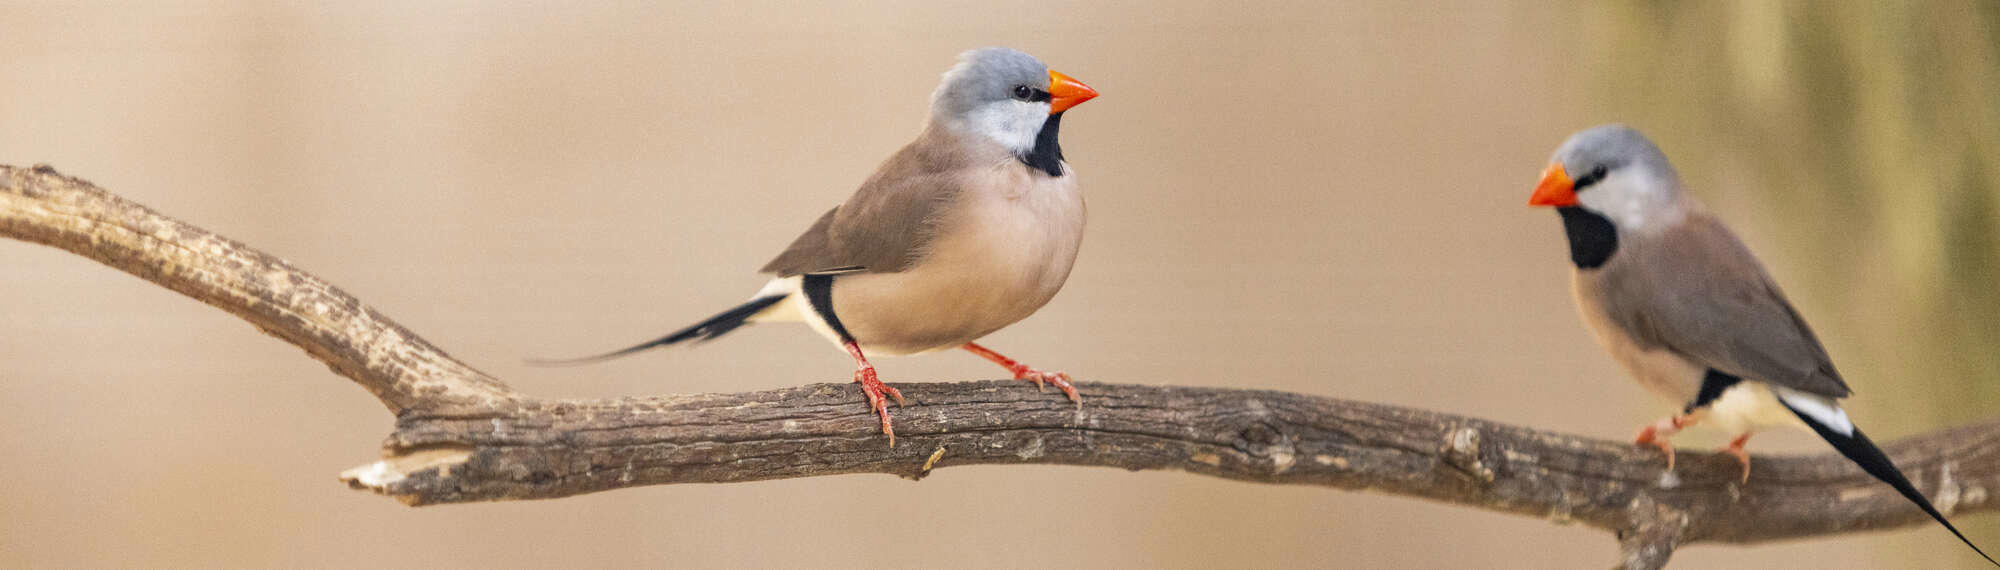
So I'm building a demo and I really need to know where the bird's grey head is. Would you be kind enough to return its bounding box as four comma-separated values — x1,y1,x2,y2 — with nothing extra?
1530,124,1687,231
930,48,1096,155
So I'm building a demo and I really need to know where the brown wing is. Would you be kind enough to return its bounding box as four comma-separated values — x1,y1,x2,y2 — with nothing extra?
1599,212,1853,398
759,127,984,276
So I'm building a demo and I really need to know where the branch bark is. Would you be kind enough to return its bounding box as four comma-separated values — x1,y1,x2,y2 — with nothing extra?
4,164,1995,569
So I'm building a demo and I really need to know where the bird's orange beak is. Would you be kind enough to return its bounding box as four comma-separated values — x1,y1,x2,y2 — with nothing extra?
1047,70,1098,114
1529,163,1579,207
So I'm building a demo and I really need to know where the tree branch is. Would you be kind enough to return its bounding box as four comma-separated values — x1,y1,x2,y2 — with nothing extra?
4,164,1994,569
0,164,513,415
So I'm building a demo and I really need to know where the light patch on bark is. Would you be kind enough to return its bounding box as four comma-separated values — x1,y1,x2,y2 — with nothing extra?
1839,486,1884,502
1444,427,1494,483
1016,437,1045,460
1654,471,1681,489
339,446,475,499
1937,462,1962,514
1270,450,1295,474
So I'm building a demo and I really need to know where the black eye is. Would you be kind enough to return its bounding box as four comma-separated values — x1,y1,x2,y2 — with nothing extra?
1573,165,1610,191
1011,85,1032,99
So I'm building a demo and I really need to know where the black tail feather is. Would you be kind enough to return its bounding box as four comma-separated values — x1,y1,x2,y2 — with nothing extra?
1785,404,1998,567
527,295,787,366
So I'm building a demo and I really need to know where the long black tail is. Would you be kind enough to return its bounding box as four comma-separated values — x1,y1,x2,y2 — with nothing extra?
1784,403,1998,566
527,295,787,366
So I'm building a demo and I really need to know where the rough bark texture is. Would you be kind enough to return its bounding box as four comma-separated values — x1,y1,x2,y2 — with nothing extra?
4,164,1995,569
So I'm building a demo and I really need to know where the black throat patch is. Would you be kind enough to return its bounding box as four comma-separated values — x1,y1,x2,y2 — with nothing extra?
1557,206,1618,269
1019,111,1065,177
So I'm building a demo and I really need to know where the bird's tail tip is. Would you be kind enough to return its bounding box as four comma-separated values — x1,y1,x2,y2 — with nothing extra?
525,295,788,368
1779,392,1997,567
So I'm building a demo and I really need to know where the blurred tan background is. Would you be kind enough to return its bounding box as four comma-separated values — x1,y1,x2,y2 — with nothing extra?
3,1,1996,568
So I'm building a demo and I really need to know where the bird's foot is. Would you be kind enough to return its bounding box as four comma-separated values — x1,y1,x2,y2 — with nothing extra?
1633,427,1676,471
960,342,1081,405
1722,432,1752,484
852,365,904,446
844,340,903,447
1012,367,1080,403
1633,414,1694,470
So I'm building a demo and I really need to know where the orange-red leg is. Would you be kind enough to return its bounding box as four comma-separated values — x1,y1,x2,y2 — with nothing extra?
844,340,904,447
1722,432,1753,483
1633,413,1697,470
960,342,1080,404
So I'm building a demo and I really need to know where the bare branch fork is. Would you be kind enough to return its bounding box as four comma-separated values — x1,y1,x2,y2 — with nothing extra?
3,164,1994,569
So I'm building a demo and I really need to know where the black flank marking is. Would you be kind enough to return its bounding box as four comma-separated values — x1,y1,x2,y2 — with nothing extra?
1684,369,1743,414
527,295,785,365
1782,402,1999,566
802,273,855,342
1557,206,1619,269
1020,111,1065,177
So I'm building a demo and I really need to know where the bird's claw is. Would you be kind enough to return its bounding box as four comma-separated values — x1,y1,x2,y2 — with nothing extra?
1013,367,1080,403
1633,425,1678,471
1723,433,1752,484
960,343,1081,406
853,365,904,447
1633,414,1692,471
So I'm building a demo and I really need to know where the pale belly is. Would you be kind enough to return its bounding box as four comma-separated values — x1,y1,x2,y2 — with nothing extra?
831,171,1085,355
1570,272,1803,434
1580,315,1803,433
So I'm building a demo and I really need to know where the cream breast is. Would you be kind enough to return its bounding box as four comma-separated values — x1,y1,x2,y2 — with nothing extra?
832,163,1084,355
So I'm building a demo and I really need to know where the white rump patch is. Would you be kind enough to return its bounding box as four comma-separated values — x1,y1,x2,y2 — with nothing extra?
1774,386,1856,436
746,276,805,324
753,276,800,299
